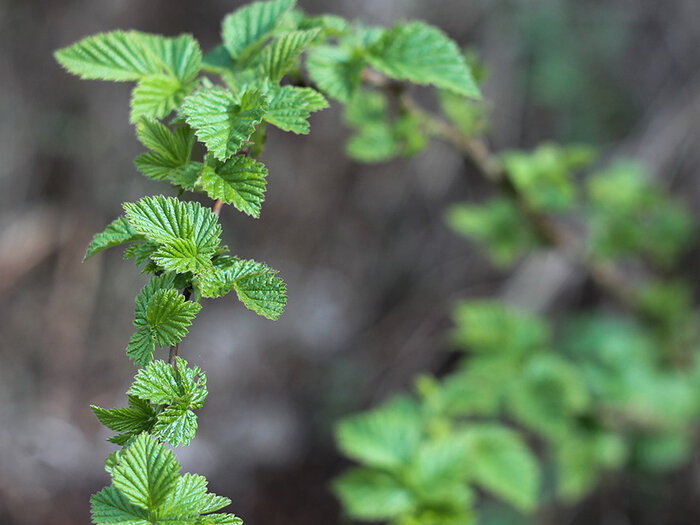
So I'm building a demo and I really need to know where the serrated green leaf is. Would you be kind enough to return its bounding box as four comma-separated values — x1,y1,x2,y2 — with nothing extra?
197,257,287,320
128,357,207,409
124,195,193,244
259,29,320,81
333,468,414,521
124,241,161,268
130,75,193,123
197,515,243,525
127,328,156,368
134,120,196,185
55,31,164,82
91,404,155,434
138,33,202,83
144,288,201,347
85,216,142,261
182,87,269,161
153,405,198,447
336,397,422,470
462,424,540,512
55,31,201,83
90,485,149,525
263,85,327,134
112,433,180,510
306,45,364,102
153,238,215,274
198,157,268,217
123,196,221,260
222,0,296,62
367,22,480,97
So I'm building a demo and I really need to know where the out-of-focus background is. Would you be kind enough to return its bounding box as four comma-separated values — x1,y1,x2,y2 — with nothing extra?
1,0,699,523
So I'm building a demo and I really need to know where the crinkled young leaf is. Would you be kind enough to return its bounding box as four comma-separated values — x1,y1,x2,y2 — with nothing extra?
123,196,221,261
138,33,202,83
259,29,320,81
124,195,193,244
182,87,269,161
263,85,328,134
367,22,480,97
112,433,180,510
153,237,215,274
128,357,207,408
85,216,143,261
152,405,198,447
306,45,364,102
198,257,287,320
198,157,268,217
144,288,201,347
222,0,296,62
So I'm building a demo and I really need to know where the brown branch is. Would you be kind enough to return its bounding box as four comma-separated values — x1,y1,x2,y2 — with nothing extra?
363,69,642,314
212,199,223,217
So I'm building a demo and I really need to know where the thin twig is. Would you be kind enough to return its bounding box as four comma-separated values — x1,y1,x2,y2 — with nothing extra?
362,69,641,314
212,199,223,217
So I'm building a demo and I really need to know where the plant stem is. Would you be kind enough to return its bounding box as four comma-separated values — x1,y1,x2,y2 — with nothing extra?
362,70,641,314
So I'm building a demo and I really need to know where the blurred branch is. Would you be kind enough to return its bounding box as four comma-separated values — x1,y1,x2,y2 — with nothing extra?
361,69,641,314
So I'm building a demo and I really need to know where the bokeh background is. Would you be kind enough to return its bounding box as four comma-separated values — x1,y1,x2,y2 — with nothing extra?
1,0,700,523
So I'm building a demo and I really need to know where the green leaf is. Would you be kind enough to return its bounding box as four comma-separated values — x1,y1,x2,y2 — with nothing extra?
91,403,155,434
198,257,287,320
462,424,540,512
198,157,268,217
85,216,142,261
127,328,156,368
182,87,269,161
123,196,221,258
346,123,397,163
130,75,193,123
306,45,364,102
112,433,180,510
333,468,414,521
55,31,164,82
124,195,193,244
446,198,537,267
143,288,201,347
222,0,296,62
138,33,202,83
55,31,201,82
152,404,198,447
506,354,589,439
128,357,207,409
451,300,549,355
134,119,195,182
94,435,239,523
259,29,320,81
90,485,149,525
127,274,200,366
367,22,480,97
153,238,215,274
264,85,328,134
336,397,422,470
501,144,594,212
